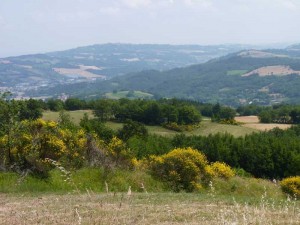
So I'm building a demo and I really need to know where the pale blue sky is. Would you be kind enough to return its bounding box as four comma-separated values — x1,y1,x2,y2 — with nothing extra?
1,0,300,57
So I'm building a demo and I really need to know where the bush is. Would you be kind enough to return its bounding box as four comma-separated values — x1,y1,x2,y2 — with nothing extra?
206,162,235,180
149,147,208,192
218,119,240,125
0,119,88,176
280,176,300,198
162,122,196,132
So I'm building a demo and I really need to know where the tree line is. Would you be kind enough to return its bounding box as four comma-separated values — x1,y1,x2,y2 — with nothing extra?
238,104,300,124
0,93,299,179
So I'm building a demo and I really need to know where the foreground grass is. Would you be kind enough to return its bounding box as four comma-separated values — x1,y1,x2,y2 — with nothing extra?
0,192,299,225
1,168,299,224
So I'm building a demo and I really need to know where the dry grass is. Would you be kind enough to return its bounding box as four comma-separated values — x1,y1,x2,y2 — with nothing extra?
242,123,292,131
0,192,299,225
235,116,260,123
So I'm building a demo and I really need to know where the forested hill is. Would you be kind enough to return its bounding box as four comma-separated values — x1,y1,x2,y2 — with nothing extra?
28,45,300,106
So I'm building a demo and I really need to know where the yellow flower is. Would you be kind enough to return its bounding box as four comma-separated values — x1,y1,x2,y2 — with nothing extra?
47,121,57,128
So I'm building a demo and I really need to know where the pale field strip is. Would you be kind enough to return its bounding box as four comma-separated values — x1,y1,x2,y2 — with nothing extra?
0,60,11,64
238,50,289,58
53,65,106,79
0,193,299,225
235,116,292,131
242,65,300,77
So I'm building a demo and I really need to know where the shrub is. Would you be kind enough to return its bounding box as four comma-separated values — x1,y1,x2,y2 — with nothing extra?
162,122,197,132
0,119,88,176
209,162,235,179
106,137,134,168
218,119,240,125
280,176,300,198
162,122,182,132
149,147,208,192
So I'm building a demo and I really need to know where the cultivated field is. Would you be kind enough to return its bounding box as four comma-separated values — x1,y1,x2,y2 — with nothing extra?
242,65,300,77
235,116,292,131
238,50,289,59
53,65,105,79
1,192,299,225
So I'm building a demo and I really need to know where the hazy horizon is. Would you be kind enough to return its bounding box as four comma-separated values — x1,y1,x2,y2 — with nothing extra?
1,0,300,57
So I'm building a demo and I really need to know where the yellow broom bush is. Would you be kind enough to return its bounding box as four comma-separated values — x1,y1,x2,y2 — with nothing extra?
149,147,208,192
209,161,235,179
280,176,300,198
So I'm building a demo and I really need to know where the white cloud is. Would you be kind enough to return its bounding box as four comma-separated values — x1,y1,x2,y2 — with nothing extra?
98,7,121,15
278,0,298,11
121,0,152,8
1,0,300,57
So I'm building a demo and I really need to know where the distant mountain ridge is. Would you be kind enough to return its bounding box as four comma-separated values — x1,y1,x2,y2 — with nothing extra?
29,46,300,106
0,43,251,99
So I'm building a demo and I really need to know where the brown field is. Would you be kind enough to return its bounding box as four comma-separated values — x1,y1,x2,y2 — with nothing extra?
242,65,300,77
0,193,299,225
235,116,260,123
235,116,292,131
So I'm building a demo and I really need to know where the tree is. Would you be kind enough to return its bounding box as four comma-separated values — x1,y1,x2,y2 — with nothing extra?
93,99,113,122
290,109,300,124
64,98,85,110
143,102,162,124
47,99,64,111
178,105,201,125
219,107,236,120
19,99,43,120
117,120,148,141
259,111,272,123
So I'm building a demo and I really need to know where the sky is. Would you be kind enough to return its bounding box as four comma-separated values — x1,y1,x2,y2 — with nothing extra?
1,0,300,57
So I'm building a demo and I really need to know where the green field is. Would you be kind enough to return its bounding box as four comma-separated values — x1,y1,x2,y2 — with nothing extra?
105,90,153,99
226,70,248,76
43,110,94,124
43,110,258,137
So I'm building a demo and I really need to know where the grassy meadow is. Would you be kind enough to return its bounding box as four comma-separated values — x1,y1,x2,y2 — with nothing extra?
1,171,299,224
1,110,298,224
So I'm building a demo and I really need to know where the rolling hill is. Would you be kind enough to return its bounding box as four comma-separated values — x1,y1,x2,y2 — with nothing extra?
29,45,300,106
